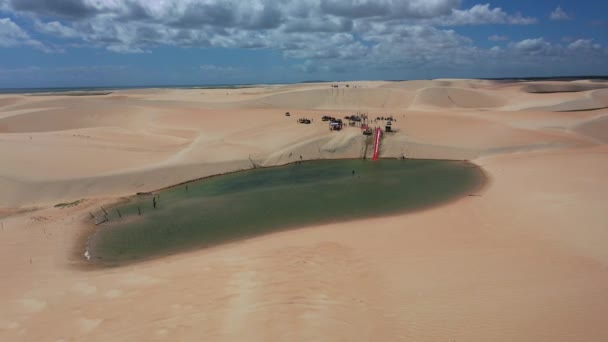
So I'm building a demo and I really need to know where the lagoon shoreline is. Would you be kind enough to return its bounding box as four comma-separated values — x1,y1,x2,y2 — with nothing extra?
83,158,487,267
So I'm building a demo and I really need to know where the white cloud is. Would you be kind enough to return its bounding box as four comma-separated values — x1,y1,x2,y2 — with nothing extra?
106,44,149,54
34,20,79,38
1,1,607,79
440,4,537,26
0,17,51,52
509,38,555,56
488,34,509,42
2,1,538,56
567,39,603,53
550,6,570,21
503,37,608,64
319,0,459,19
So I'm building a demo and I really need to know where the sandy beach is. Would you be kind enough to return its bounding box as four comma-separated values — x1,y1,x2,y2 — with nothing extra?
1,79,608,341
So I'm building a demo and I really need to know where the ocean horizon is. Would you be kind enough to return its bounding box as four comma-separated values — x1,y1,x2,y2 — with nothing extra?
0,83,281,94
2,76,607,95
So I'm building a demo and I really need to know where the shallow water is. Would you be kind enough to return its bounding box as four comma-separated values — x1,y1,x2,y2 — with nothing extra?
88,159,483,265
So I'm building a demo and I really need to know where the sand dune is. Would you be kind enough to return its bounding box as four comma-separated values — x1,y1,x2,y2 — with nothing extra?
522,81,608,93
0,78,603,204
0,96,23,109
410,86,505,109
248,87,415,110
380,78,495,89
575,113,608,143
1,79,608,341
0,105,151,133
516,88,608,112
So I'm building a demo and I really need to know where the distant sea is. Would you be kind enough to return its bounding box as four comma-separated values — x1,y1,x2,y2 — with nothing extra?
2,76,606,94
0,84,268,94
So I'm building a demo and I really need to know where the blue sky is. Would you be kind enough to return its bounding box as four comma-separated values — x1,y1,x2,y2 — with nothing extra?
0,0,607,88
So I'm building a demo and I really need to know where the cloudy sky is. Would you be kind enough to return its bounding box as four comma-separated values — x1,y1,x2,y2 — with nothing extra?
1,0,607,88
